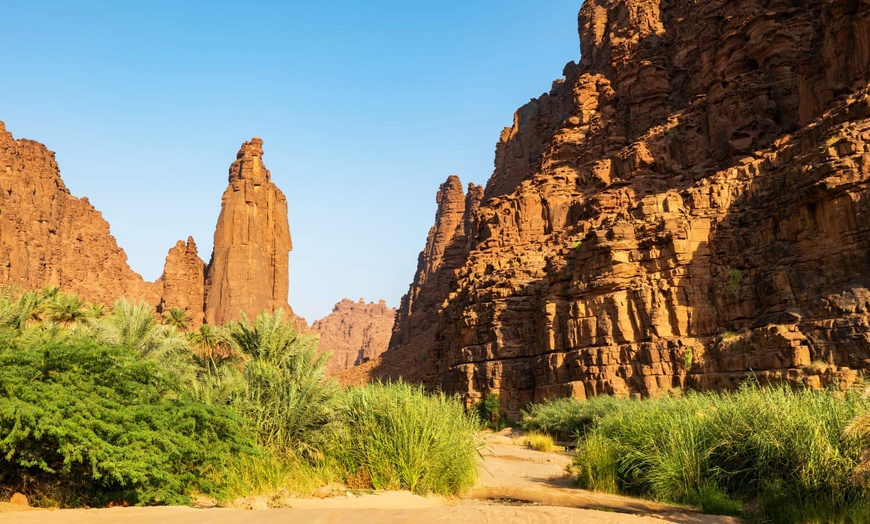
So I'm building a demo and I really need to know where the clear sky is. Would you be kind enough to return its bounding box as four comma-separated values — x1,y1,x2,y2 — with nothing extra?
2,1,582,322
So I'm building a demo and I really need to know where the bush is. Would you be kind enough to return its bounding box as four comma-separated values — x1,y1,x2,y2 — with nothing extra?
521,395,625,442
0,334,253,506
560,386,870,521
527,432,555,452
330,381,480,495
224,311,338,456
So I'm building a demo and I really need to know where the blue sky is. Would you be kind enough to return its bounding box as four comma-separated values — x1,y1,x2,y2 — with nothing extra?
2,1,581,322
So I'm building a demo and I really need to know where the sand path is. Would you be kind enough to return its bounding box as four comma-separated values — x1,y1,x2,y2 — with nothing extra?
0,435,741,524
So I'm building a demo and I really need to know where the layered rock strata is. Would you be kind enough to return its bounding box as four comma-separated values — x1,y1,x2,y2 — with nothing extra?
312,298,396,373
0,121,158,305
383,0,870,415
204,138,293,325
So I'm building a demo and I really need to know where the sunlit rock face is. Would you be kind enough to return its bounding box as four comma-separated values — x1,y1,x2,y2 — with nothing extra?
381,0,870,415
312,298,396,373
0,121,159,306
204,137,293,325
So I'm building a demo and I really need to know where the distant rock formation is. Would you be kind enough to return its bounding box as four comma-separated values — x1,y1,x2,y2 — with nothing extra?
203,137,293,325
312,298,396,373
158,236,205,326
380,0,870,415
0,121,158,305
0,124,295,325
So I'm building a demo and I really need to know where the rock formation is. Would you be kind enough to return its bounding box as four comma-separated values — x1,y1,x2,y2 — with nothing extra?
158,236,206,326
204,138,293,325
312,298,396,373
1,124,295,325
0,121,158,306
382,0,870,415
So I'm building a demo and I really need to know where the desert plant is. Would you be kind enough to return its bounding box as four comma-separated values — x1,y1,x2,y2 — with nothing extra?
0,333,253,506
330,381,480,495
162,307,192,332
527,432,555,452
563,385,870,521
225,311,337,456
474,392,502,429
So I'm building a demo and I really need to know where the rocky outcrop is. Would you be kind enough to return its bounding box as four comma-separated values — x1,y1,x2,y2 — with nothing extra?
380,177,482,381
382,0,870,415
312,298,396,373
158,236,206,326
0,121,159,306
204,138,293,325
1,125,295,325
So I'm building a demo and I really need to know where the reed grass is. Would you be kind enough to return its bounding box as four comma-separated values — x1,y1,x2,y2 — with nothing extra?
329,381,480,495
527,432,555,452
525,385,870,522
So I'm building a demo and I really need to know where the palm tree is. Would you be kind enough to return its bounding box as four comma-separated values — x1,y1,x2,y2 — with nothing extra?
162,307,192,332
224,310,336,455
85,302,105,319
46,293,86,326
91,298,185,358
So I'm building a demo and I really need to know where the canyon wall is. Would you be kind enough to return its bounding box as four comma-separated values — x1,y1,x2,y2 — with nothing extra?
312,298,395,373
383,0,870,414
0,122,159,306
0,125,296,326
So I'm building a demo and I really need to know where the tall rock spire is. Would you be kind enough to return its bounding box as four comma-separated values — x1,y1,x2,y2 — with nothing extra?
204,137,292,325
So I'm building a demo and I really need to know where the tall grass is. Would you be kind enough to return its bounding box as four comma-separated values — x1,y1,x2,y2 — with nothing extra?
555,385,870,522
329,381,480,495
521,395,626,441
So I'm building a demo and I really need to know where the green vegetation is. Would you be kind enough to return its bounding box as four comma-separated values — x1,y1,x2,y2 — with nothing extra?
329,381,480,495
0,288,481,507
524,386,870,522
521,395,624,442
726,268,742,294
682,346,694,372
526,432,555,452
474,392,503,430
0,333,253,506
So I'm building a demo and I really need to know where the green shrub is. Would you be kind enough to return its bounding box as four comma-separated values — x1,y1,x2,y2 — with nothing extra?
474,392,502,430
527,432,555,452
521,395,625,442
0,334,254,506
225,311,338,456
330,381,480,495
561,386,870,521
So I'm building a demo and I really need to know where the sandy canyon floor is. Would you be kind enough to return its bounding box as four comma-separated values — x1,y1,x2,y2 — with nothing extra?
0,431,741,524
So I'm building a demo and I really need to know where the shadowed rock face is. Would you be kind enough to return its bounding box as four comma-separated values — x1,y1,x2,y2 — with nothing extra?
0,122,159,305
312,298,396,373
382,0,870,415
204,138,293,325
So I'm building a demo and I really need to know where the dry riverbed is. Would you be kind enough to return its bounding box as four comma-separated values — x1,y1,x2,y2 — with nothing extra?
0,431,741,524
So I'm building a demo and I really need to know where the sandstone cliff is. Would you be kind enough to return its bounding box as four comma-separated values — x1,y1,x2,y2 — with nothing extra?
1,125,295,326
382,0,870,414
158,236,205,326
0,121,159,306
204,138,293,325
312,298,395,373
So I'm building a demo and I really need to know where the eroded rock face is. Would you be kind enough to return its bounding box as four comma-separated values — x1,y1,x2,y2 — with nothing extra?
312,298,396,373
380,177,482,381
0,122,159,305
158,236,206,326
382,0,870,415
204,138,293,325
